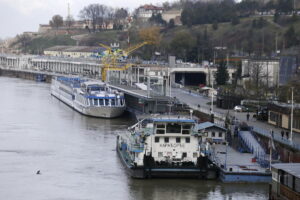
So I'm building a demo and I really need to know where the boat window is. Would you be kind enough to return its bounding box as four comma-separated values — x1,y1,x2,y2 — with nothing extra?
94,99,99,106
182,152,187,158
155,137,159,143
164,137,169,143
182,123,191,135
219,132,223,138
166,123,181,134
111,99,116,106
176,137,181,143
99,99,104,106
193,152,198,158
212,132,215,137
156,129,165,134
157,124,165,129
185,137,190,143
182,125,191,129
89,99,93,106
105,99,109,106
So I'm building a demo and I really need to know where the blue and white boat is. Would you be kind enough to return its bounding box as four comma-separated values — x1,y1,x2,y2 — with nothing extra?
51,76,125,118
116,116,217,178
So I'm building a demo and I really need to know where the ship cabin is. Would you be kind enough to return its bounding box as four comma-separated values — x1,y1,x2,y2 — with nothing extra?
146,118,201,166
194,122,227,144
80,81,125,107
270,163,300,200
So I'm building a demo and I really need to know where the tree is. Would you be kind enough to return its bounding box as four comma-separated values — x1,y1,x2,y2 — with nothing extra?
231,15,240,25
168,19,175,29
79,4,108,32
49,15,63,34
170,31,196,62
114,8,128,30
139,27,161,45
212,21,218,30
65,15,75,34
273,11,280,23
16,34,31,53
215,60,229,85
149,13,166,26
284,26,299,48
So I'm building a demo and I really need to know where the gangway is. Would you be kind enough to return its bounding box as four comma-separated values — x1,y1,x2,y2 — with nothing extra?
239,131,269,168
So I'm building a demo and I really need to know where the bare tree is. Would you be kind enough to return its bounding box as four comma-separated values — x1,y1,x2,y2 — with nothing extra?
114,8,128,29
79,4,110,32
65,15,75,34
49,15,64,34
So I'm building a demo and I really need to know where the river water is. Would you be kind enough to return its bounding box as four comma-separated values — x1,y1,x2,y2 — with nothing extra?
0,77,268,200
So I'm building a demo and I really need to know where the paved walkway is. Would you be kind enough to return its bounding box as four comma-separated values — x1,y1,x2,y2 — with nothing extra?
211,144,268,173
172,88,300,145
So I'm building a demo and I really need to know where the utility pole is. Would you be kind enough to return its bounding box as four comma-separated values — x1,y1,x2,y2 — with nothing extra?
290,87,294,142
211,78,214,114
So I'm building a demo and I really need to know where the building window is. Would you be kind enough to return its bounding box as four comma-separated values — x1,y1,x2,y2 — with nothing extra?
164,137,169,143
155,137,159,143
212,132,215,137
269,111,279,122
185,137,190,143
176,137,181,143
219,132,223,138
293,118,300,130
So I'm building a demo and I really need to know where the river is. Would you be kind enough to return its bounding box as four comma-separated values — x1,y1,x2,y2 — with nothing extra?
0,77,268,200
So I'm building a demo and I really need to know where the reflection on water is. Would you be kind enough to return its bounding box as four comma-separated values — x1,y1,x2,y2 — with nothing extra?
0,77,268,200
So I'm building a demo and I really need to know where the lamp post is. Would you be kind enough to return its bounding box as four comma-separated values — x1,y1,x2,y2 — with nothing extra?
290,87,294,142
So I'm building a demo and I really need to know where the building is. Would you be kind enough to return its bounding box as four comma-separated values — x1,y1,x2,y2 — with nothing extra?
279,47,300,85
270,163,300,200
136,4,164,21
242,58,280,88
44,46,105,58
162,9,182,25
268,102,300,133
194,122,227,143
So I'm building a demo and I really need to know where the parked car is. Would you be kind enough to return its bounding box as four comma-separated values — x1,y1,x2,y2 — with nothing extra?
233,105,248,112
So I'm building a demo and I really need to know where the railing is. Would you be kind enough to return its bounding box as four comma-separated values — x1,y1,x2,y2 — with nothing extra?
252,127,300,151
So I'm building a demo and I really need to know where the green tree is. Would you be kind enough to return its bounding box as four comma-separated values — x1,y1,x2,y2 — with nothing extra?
215,60,229,85
49,15,63,34
212,21,218,30
284,26,299,48
168,19,175,29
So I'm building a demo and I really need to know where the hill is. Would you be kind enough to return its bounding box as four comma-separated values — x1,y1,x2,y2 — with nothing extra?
10,15,300,60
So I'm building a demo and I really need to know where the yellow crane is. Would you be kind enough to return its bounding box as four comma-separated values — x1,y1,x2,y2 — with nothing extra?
99,41,150,82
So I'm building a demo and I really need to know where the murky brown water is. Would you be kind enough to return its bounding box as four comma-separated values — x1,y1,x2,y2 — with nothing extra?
0,77,268,200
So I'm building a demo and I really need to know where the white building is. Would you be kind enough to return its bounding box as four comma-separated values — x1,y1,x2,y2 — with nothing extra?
241,58,280,88
194,122,227,143
136,4,164,21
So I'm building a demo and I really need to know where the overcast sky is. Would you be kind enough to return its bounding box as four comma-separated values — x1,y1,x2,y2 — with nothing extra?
0,0,175,39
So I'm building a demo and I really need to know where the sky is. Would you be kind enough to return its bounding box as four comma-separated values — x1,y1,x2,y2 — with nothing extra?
0,0,175,39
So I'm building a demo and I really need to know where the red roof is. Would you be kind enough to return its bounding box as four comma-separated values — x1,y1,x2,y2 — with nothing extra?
139,4,164,11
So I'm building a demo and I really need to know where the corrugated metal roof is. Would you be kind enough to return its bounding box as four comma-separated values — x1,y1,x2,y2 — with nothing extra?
272,163,300,179
45,46,105,53
194,122,226,131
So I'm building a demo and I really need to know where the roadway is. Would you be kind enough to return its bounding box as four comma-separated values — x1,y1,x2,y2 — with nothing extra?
171,87,300,145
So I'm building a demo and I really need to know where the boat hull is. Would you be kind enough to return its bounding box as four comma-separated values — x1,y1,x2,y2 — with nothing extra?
51,83,125,118
116,141,215,179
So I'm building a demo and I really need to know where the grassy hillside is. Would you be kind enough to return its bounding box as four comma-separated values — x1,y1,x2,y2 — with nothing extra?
14,15,300,58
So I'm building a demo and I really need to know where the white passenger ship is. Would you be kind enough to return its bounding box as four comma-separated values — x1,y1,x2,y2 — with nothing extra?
117,116,217,178
51,76,125,118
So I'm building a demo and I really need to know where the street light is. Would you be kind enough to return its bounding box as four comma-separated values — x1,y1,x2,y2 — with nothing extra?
290,87,294,142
